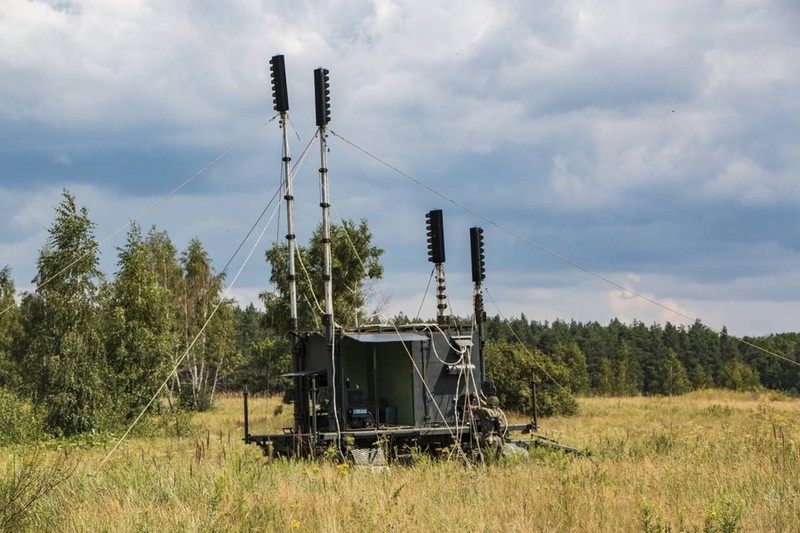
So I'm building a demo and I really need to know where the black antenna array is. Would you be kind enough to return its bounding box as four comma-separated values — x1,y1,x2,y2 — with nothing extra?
425,209,445,264
424,209,448,323
470,227,486,282
270,55,289,112
314,68,331,127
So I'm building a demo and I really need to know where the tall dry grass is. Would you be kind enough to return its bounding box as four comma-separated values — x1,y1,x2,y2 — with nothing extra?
2,390,798,531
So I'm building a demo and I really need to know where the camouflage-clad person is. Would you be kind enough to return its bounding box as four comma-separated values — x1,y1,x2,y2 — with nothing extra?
471,395,504,456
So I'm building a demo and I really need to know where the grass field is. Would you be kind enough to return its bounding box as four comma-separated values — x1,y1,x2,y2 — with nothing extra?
2,390,798,531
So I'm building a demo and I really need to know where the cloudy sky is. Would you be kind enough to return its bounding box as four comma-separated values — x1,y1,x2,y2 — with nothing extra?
1,0,798,336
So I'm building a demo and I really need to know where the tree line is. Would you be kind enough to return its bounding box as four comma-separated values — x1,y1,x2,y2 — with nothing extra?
0,190,384,437
482,315,800,416
485,314,800,397
0,190,798,437
0,191,245,436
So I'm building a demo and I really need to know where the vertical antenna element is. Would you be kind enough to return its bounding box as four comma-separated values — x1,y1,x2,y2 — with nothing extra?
316,67,334,343
270,55,289,112
425,209,445,264
425,209,447,324
271,53,303,433
470,226,487,379
316,67,337,442
314,68,331,127
469,227,486,283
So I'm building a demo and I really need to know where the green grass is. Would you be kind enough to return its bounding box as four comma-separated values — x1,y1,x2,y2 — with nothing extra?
2,390,799,531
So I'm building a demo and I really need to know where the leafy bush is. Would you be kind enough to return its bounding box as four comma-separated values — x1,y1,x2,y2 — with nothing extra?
0,389,45,446
719,361,761,392
658,349,693,395
485,340,577,417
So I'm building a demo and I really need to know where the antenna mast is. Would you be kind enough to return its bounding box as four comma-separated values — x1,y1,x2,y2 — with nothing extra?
314,67,333,343
270,55,296,332
425,209,447,325
470,226,486,379
270,54,306,432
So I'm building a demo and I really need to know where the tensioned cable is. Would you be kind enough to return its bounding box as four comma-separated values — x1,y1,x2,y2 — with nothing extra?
291,128,318,176
216,184,284,281
414,268,436,319
484,286,575,399
274,154,284,246
264,130,320,317
483,288,619,427
0,115,278,320
287,117,305,148
329,129,692,318
415,269,435,321
97,185,284,470
328,130,800,369
295,251,324,324
474,287,584,441
271,126,318,239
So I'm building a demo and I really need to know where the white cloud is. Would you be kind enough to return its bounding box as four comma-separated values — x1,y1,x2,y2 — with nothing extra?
1,0,800,337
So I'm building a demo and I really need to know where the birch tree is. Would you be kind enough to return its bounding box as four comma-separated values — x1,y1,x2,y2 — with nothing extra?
263,218,384,331
102,223,178,419
18,190,108,435
177,238,236,410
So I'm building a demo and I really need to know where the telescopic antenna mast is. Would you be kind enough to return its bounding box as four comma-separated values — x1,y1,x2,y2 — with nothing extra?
270,54,306,433
470,226,487,380
315,67,333,342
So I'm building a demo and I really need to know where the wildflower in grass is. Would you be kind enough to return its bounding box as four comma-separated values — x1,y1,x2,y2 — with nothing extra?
290,519,301,529
336,463,349,475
